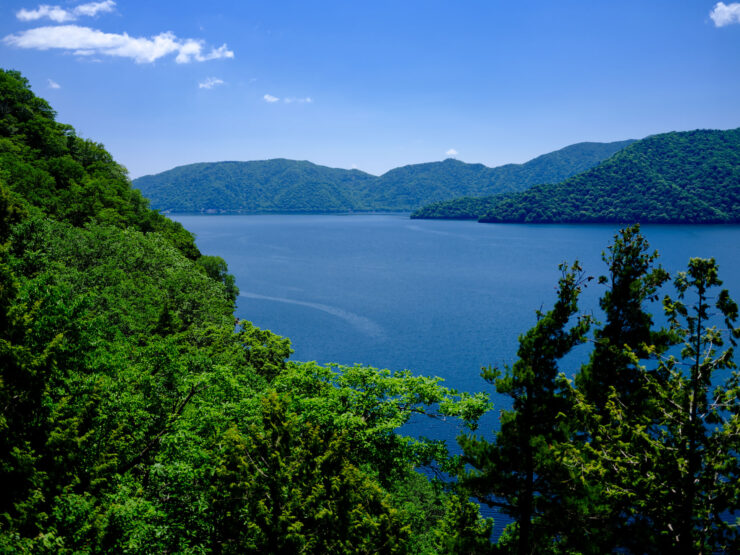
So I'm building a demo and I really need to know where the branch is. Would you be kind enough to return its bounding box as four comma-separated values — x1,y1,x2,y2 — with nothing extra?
121,384,206,473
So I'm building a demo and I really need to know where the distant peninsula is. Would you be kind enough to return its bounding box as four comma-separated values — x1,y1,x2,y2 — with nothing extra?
132,140,634,213
412,128,740,224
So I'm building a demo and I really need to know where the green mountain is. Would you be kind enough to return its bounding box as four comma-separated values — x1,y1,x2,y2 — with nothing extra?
413,129,740,223
479,129,740,223
133,159,378,213
132,140,634,213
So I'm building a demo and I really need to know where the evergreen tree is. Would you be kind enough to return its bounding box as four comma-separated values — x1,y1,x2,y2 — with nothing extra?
568,226,673,551
457,262,591,554
577,224,670,414
567,249,740,553
648,258,740,552
208,391,413,554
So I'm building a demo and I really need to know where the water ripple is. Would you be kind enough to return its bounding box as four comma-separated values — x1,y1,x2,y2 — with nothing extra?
240,292,385,339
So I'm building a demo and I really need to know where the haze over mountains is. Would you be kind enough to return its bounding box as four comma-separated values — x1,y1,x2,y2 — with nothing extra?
133,140,635,213
413,128,740,224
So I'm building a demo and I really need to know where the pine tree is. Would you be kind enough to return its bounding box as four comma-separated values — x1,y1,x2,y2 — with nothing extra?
577,224,670,415
649,258,740,552
457,262,591,554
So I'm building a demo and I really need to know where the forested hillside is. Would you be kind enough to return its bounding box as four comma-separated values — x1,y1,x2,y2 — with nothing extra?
0,69,491,553
2,69,738,553
411,195,499,220
413,129,740,222
132,140,633,213
133,159,378,213
372,140,635,210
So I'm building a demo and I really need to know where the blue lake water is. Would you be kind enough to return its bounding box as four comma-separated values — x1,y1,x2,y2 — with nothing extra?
173,214,740,531
175,214,740,386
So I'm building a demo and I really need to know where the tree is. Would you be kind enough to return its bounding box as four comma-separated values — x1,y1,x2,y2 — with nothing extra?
196,254,239,304
565,256,740,553
648,258,740,552
577,224,670,415
208,390,413,554
457,262,591,554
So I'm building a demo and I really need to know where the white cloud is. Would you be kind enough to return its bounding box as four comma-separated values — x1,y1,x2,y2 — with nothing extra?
446,148,458,157
199,77,224,89
710,2,740,26
47,78,60,88
17,5,71,22
3,25,234,64
74,1,115,17
17,1,116,23
263,94,279,103
284,96,313,104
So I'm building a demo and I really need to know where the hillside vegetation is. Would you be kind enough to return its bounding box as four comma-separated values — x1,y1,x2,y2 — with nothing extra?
413,129,740,223
0,69,491,553
2,70,738,553
132,140,633,213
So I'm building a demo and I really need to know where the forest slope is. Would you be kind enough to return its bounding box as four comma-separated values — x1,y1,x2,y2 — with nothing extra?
413,129,740,223
0,69,491,553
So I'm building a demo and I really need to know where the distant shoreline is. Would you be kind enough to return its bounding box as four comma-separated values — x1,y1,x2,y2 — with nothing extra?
162,210,411,216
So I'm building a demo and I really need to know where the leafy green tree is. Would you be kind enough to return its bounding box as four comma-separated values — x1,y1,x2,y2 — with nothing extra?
274,361,490,486
208,391,413,554
197,254,239,304
239,320,293,382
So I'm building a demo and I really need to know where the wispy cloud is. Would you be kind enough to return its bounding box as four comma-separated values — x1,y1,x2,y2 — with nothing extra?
74,1,115,17
710,2,740,26
3,25,235,63
446,148,458,157
17,1,116,23
199,77,224,89
262,95,313,104
47,78,60,88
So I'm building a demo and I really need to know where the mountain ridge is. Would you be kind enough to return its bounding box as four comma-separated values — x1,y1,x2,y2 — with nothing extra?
133,140,635,213
411,128,740,223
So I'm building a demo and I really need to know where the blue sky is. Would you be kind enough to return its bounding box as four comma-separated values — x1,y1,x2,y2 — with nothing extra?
2,1,740,178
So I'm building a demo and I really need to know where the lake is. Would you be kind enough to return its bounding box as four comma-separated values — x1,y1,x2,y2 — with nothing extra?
173,214,740,531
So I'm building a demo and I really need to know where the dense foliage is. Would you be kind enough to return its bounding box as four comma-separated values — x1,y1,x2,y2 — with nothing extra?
414,129,740,222
411,195,500,220
2,70,738,553
0,69,492,553
132,141,633,213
